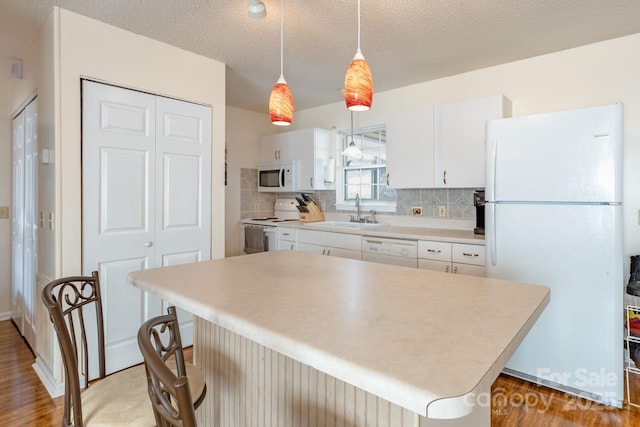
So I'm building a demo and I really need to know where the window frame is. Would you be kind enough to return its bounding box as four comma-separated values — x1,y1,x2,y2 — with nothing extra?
335,124,396,212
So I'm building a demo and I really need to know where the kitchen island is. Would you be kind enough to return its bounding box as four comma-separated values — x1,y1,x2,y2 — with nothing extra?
129,251,549,426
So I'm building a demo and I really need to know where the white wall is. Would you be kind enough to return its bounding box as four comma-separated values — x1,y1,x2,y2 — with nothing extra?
225,106,273,256
292,32,640,274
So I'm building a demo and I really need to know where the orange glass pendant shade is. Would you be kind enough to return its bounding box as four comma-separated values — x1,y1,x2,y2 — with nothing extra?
269,75,294,126
344,49,373,111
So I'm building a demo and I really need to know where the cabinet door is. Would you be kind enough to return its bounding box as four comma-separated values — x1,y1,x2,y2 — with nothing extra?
386,107,435,188
327,247,361,260
298,229,327,246
435,95,510,188
278,240,297,251
453,263,486,277
418,259,451,273
295,128,333,191
297,242,326,255
326,231,361,251
259,131,297,163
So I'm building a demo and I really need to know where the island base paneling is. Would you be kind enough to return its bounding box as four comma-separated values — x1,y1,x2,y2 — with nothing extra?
194,317,489,427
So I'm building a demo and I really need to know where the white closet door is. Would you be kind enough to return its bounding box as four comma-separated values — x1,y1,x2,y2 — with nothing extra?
83,81,158,374
22,99,38,349
11,110,25,333
155,96,211,346
83,81,212,374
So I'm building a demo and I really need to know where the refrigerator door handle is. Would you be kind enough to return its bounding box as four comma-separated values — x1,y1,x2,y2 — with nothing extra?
486,202,497,266
486,137,497,202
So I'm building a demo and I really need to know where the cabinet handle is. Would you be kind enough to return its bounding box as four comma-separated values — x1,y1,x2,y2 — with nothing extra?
326,249,331,256
322,249,326,255
310,177,313,187
283,232,290,236
144,241,153,247
290,243,294,250
443,170,447,185
427,249,442,253
445,265,450,273
462,253,479,257
386,173,390,186
453,266,458,274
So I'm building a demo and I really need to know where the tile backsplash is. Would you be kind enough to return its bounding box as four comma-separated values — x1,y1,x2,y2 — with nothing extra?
240,168,477,220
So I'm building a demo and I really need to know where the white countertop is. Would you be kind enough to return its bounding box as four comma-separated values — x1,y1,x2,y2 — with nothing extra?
128,251,548,418
281,221,485,244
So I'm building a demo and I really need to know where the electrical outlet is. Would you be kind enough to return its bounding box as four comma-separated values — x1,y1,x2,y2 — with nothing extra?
411,206,422,216
438,205,446,218
0,206,8,219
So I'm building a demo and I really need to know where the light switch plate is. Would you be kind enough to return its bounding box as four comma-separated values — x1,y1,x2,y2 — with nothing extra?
438,205,446,218
411,206,422,216
0,206,9,219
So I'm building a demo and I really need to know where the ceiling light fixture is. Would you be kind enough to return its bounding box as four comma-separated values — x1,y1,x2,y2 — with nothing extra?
344,0,373,111
342,111,363,157
269,0,294,126
247,0,266,20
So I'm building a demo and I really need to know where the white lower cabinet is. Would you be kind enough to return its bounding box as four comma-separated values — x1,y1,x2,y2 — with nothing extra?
418,240,485,277
277,227,297,251
297,229,361,260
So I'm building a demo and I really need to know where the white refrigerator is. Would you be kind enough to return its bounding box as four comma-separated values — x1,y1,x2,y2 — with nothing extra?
485,103,624,407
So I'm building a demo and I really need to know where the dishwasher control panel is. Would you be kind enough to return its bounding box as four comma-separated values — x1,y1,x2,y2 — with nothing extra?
361,237,418,258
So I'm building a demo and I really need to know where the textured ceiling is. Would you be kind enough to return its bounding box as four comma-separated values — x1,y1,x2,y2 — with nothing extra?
1,1,640,113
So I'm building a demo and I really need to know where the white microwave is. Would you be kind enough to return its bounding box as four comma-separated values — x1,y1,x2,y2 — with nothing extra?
258,162,296,192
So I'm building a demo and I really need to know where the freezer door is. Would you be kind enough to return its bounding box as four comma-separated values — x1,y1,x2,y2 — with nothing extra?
486,103,623,203
486,203,623,405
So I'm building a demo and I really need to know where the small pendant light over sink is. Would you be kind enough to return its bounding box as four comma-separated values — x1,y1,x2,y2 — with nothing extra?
344,0,373,111
269,0,294,126
342,111,363,157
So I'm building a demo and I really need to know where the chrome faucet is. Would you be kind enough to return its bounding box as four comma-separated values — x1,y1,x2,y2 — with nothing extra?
350,193,367,223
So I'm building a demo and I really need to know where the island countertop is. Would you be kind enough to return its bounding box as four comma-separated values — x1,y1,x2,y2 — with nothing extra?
128,251,549,419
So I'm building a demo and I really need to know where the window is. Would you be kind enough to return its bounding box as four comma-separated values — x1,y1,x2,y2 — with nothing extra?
337,125,396,211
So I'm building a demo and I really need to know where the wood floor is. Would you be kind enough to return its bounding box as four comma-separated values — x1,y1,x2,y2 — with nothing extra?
2,319,640,427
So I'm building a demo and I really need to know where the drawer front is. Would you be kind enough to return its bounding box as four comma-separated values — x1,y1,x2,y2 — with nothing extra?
326,232,362,251
277,227,297,241
452,243,485,266
417,240,451,261
298,229,327,245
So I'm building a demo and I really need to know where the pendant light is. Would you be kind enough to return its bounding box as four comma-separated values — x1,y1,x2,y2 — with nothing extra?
269,0,294,126
344,0,373,111
247,0,266,20
341,111,363,157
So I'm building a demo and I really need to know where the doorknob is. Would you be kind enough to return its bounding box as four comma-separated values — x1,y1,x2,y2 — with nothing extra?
144,241,153,247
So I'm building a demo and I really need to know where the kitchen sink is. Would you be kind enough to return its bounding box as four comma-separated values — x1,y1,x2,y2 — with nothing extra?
304,220,384,229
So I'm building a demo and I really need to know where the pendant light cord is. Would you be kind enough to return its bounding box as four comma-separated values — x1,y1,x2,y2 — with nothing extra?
280,0,284,76
350,110,354,142
357,0,361,51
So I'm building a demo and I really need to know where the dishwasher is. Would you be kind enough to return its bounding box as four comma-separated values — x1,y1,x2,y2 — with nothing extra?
361,236,418,268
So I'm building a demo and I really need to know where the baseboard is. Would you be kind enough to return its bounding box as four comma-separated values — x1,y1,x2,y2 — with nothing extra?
33,357,64,398
0,311,11,321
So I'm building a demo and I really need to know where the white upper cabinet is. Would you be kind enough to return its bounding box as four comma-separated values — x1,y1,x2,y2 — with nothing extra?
386,95,511,189
386,107,436,188
259,131,297,162
259,128,334,192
